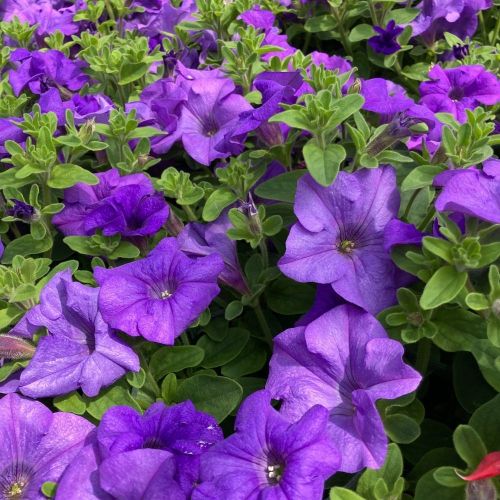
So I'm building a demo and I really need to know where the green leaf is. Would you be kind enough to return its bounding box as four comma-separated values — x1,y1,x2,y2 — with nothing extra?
304,14,336,33
402,165,445,191
202,188,238,222
197,328,250,368
108,241,140,259
330,488,364,500
118,61,149,85
175,375,243,423
432,467,465,488
269,110,311,131
48,164,98,189
414,469,465,500
126,368,146,389
266,276,315,315
161,373,177,404
302,140,346,187
470,394,500,451
453,425,487,468
221,338,267,378
149,345,205,379
348,23,375,42
53,391,87,415
389,7,420,24
85,384,141,420
41,482,58,498
422,237,454,263
420,266,468,310
2,234,52,264
225,301,243,321
384,414,421,444
254,170,306,203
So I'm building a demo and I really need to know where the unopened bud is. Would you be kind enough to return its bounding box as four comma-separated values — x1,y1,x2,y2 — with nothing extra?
0,334,36,360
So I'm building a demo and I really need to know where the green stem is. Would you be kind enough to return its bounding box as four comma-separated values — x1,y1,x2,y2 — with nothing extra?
182,205,197,222
491,15,500,44
418,207,436,231
415,338,432,375
367,0,379,25
259,239,269,269
331,8,353,56
10,223,21,239
254,301,274,348
103,0,115,21
402,189,422,220
478,12,488,46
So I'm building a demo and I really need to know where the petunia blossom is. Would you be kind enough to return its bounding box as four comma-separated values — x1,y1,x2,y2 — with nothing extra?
0,393,94,500
198,390,339,499
177,215,250,295
266,304,422,472
368,20,404,55
8,270,140,398
434,160,500,224
56,400,223,499
419,65,500,122
95,237,224,344
279,166,409,314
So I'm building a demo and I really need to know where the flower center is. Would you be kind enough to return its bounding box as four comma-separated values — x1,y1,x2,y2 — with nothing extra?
0,465,32,500
266,464,284,485
160,289,172,299
337,240,355,254
143,436,165,449
448,87,464,101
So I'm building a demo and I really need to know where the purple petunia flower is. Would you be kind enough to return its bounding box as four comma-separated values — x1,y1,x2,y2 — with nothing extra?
6,199,37,222
9,49,88,97
83,184,169,239
178,215,250,295
0,0,78,37
52,168,160,236
239,5,276,29
434,160,500,224
362,78,414,118
177,77,253,165
0,117,26,157
266,304,422,473
8,270,140,398
198,390,339,499
368,20,404,55
0,393,94,500
279,166,409,314
57,401,223,499
94,237,224,344
419,65,500,122
411,0,492,46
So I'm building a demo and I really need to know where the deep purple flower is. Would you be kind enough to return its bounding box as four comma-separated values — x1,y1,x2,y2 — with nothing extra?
368,20,404,55
239,5,276,29
0,117,27,156
199,390,339,499
9,49,88,97
0,393,94,500
266,304,422,472
262,28,297,62
5,199,37,222
361,78,414,117
95,237,224,344
384,219,425,251
70,94,114,124
52,169,157,236
84,185,169,239
57,401,222,499
178,215,250,295
434,161,500,224
296,285,345,327
0,0,78,37
411,0,492,46
279,167,409,314
419,65,500,122
8,270,140,398
127,78,187,155
177,78,253,165
125,0,196,38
